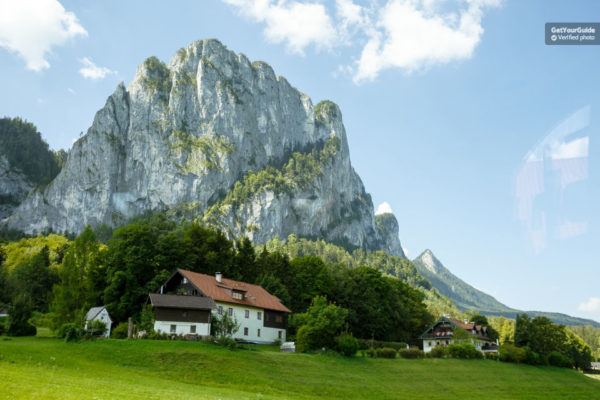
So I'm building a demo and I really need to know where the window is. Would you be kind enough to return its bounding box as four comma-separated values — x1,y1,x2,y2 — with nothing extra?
257,329,261,337
182,311,187,318
244,327,248,336
190,325,196,334
275,315,283,323
257,311,262,320
218,306,223,315
245,310,249,318
278,331,282,339
232,291,243,300
170,324,176,333
228,308,233,316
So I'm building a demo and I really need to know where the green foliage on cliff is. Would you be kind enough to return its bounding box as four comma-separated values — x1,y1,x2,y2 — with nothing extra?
203,136,340,223
314,100,339,125
170,130,234,173
141,56,172,104
0,117,62,186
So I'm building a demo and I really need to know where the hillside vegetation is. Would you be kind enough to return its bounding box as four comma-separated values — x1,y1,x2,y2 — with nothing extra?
1,337,599,400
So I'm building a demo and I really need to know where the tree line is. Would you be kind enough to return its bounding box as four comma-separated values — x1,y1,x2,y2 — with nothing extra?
0,214,432,345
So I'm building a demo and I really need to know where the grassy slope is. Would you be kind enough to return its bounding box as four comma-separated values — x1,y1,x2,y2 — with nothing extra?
1,338,599,400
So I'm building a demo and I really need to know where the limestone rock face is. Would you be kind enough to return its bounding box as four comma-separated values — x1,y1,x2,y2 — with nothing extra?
6,39,404,256
0,155,33,220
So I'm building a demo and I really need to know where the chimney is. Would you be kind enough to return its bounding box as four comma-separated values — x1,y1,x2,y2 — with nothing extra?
215,272,222,283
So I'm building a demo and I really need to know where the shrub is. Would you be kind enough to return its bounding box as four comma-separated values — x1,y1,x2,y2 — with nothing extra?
399,348,424,359
375,347,397,359
428,346,447,358
112,322,129,339
447,343,483,359
484,352,499,361
57,323,83,342
523,347,543,366
336,333,359,357
0,316,7,335
215,335,238,349
358,339,408,351
499,343,527,363
86,320,107,337
547,351,573,368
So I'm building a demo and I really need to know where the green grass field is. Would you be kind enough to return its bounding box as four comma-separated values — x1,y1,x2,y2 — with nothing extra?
1,337,599,400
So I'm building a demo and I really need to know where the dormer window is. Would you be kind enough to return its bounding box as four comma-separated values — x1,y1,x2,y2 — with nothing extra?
182,277,188,284
232,290,244,300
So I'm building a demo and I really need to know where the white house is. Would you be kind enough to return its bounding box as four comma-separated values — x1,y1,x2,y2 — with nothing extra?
420,316,498,353
84,306,112,338
151,269,290,343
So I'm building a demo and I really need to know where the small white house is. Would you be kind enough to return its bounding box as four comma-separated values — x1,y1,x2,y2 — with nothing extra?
84,306,112,337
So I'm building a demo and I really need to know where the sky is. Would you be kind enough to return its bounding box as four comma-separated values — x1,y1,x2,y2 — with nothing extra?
0,0,598,322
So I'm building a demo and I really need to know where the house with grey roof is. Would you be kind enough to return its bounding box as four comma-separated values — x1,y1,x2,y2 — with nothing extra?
84,306,112,337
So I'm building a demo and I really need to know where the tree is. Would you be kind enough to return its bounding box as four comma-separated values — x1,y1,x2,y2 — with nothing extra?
7,295,36,336
294,296,348,352
515,314,531,347
51,226,103,329
211,312,240,338
9,246,56,312
286,256,333,313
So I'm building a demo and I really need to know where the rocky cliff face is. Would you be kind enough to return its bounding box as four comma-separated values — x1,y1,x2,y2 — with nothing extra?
0,155,33,220
5,39,403,256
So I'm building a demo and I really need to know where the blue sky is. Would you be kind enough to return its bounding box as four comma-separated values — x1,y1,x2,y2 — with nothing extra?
0,0,598,322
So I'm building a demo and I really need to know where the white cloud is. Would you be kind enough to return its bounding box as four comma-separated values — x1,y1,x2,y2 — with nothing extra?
353,0,501,82
0,0,87,71
375,201,394,215
578,297,600,314
222,0,500,82
79,57,115,80
223,0,337,54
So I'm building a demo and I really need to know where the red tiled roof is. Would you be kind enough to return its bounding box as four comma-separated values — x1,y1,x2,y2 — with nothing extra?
178,269,291,313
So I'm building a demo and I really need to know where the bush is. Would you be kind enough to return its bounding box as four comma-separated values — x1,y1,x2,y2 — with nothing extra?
358,339,408,351
112,322,129,339
499,343,527,363
215,335,238,349
336,333,359,357
547,351,573,368
57,323,83,342
399,348,424,359
375,347,397,359
523,347,543,366
0,316,7,335
484,352,499,361
86,320,107,337
428,346,447,358
447,343,483,359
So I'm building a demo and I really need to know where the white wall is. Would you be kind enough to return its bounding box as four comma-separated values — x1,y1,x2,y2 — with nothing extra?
423,338,488,353
154,321,210,336
215,302,286,344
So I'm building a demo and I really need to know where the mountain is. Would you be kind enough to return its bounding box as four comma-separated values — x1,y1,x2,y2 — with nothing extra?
3,39,403,256
413,249,600,327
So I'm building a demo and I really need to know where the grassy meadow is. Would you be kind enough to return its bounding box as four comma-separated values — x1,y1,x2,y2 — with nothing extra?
1,336,599,400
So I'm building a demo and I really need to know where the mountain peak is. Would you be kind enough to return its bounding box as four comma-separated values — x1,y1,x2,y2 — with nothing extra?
4,38,404,257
